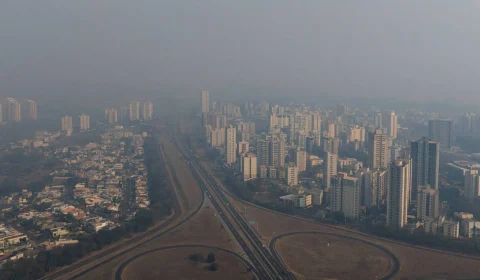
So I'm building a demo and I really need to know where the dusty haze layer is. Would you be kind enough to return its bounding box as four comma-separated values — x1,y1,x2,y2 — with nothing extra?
1,1,479,105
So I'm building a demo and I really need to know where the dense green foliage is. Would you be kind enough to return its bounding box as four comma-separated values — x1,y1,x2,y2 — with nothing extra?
206,253,216,263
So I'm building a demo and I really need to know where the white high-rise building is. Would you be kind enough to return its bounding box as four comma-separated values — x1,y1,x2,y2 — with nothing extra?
347,125,365,143
119,106,129,121
383,110,398,139
142,101,153,120
295,149,307,172
201,90,210,113
323,152,338,191
238,141,249,155
443,221,459,238
464,170,480,202
368,129,388,169
207,126,225,147
416,185,439,220
357,168,388,207
328,122,336,138
129,101,140,121
269,114,278,131
225,125,237,165
286,163,298,186
240,153,257,181
269,136,286,167
387,159,412,231
105,108,118,124
330,172,361,219
6,97,21,122
25,100,37,120
311,112,321,132
256,138,269,167
80,114,90,131
61,115,73,132
374,112,382,129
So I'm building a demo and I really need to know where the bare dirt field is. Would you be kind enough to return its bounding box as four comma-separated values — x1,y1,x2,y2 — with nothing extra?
74,200,240,280
275,233,394,280
161,134,202,214
239,201,480,279
121,246,254,280
197,157,480,279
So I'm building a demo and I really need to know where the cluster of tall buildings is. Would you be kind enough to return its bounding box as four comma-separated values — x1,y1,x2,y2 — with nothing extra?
0,98,38,123
361,134,441,230
61,114,90,133
198,91,455,232
114,101,154,123
59,101,153,134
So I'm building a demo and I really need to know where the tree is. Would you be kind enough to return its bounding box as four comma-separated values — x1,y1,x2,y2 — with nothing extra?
208,263,219,271
132,209,153,232
206,253,216,263
333,211,346,223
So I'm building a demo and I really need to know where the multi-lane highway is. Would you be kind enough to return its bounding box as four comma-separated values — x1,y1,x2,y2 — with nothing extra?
174,135,294,280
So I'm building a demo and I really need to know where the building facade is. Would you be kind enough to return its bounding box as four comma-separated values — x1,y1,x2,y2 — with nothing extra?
368,129,388,169
129,101,140,121
201,90,209,113
464,170,480,202
416,185,440,220
61,115,73,132
142,101,153,120
323,152,338,191
225,125,237,165
410,137,440,201
25,100,37,120
240,153,257,181
80,114,90,131
387,159,412,231
330,172,360,219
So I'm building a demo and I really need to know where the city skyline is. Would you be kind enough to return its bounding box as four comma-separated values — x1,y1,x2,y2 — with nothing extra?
4,2,480,278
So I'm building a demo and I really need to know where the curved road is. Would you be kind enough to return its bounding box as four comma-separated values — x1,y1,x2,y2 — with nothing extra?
269,231,400,280
46,133,205,280
114,244,259,280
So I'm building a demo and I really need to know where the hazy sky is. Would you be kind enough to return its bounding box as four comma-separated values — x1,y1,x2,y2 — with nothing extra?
1,1,480,104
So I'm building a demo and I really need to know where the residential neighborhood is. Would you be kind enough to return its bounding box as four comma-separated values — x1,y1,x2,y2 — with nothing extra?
0,126,150,264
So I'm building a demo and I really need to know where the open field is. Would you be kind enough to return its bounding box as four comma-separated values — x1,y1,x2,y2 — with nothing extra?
73,200,239,280
121,246,254,280
239,199,480,279
274,233,395,280
161,133,202,214
198,157,480,279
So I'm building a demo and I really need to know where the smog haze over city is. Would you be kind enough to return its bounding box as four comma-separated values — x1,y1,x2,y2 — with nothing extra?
3,2,480,280
2,2,480,107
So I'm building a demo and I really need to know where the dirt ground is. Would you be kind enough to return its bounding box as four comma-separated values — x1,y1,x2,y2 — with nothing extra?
121,247,254,280
198,158,480,280
161,134,202,215
237,201,480,279
275,233,393,280
74,199,241,280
